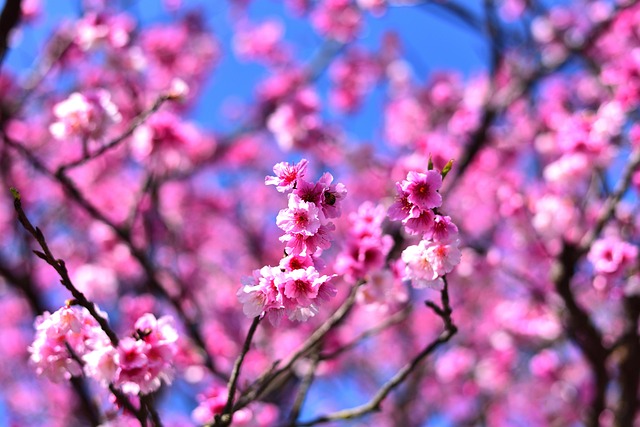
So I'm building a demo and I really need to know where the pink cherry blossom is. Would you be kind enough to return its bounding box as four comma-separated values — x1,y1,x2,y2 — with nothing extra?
276,193,322,236
49,90,121,141
265,158,309,192
402,170,443,211
588,236,638,275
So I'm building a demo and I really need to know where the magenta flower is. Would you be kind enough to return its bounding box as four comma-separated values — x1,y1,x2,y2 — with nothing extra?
265,158,309,192
114,337,154,395
404,206,436,236
282,267,322,307
280,222,335,255
388,183,413,222
431,215,460,243
317,172,347,219
402,170,443,210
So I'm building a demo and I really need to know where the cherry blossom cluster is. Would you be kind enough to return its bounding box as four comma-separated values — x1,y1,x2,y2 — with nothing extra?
335,202,407,310
389,169,461,288
237,159,346,324
49,90,122,142
335,202,393,283
330,48,382,113
29,304,178,396
311,0,362,43
266,86,326,152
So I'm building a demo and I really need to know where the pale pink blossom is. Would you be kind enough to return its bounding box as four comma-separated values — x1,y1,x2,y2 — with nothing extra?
401,240,461,288
265,158,309,192
29,305,106,383
82,341,117,386
276,193,322,236
50,90,121,141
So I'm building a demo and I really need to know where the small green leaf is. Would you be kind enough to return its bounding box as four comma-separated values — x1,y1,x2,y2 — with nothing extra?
9,187,20,200
427,155,434,171
441,159,454,179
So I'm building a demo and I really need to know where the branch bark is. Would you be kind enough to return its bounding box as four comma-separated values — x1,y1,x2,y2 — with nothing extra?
0,0,22,68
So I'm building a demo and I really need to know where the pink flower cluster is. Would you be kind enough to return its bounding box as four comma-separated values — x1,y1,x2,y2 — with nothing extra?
49,90,121,141
335,202,393,283
112,314,179,395
237,159,346,324
388,170,461,288
311,0,362,43
233,20,289,66
330,49,381,113
29,305,178,395
29,305,99,382
266,87,323,151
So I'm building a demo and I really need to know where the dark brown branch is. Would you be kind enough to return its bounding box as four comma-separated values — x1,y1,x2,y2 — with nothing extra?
578,147,640,253
0,0,22,68
552,243,609,427
109,384,148,426
614,295,640,427
4,133,226,380
235,282,363,411
12,189,120,346
549,142,640,425
141,394,164,427
444,0,638,194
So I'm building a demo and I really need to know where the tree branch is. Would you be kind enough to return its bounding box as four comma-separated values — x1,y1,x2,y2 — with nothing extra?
212,316,261,427
0,0,22,68
295,276,457,426
11,188,120,346
615,295,640,427
235,282,364,411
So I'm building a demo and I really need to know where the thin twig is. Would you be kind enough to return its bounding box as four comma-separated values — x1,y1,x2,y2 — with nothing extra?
212,316,261,427
578,147,640,253
235,282,364,411
287,351,321,426
295,276,457,426
318,304,413,361
109,384,147,426
444,0,638,194
5,133,226,380
11,188,120,346
141,394,164,427
57,94,172,173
